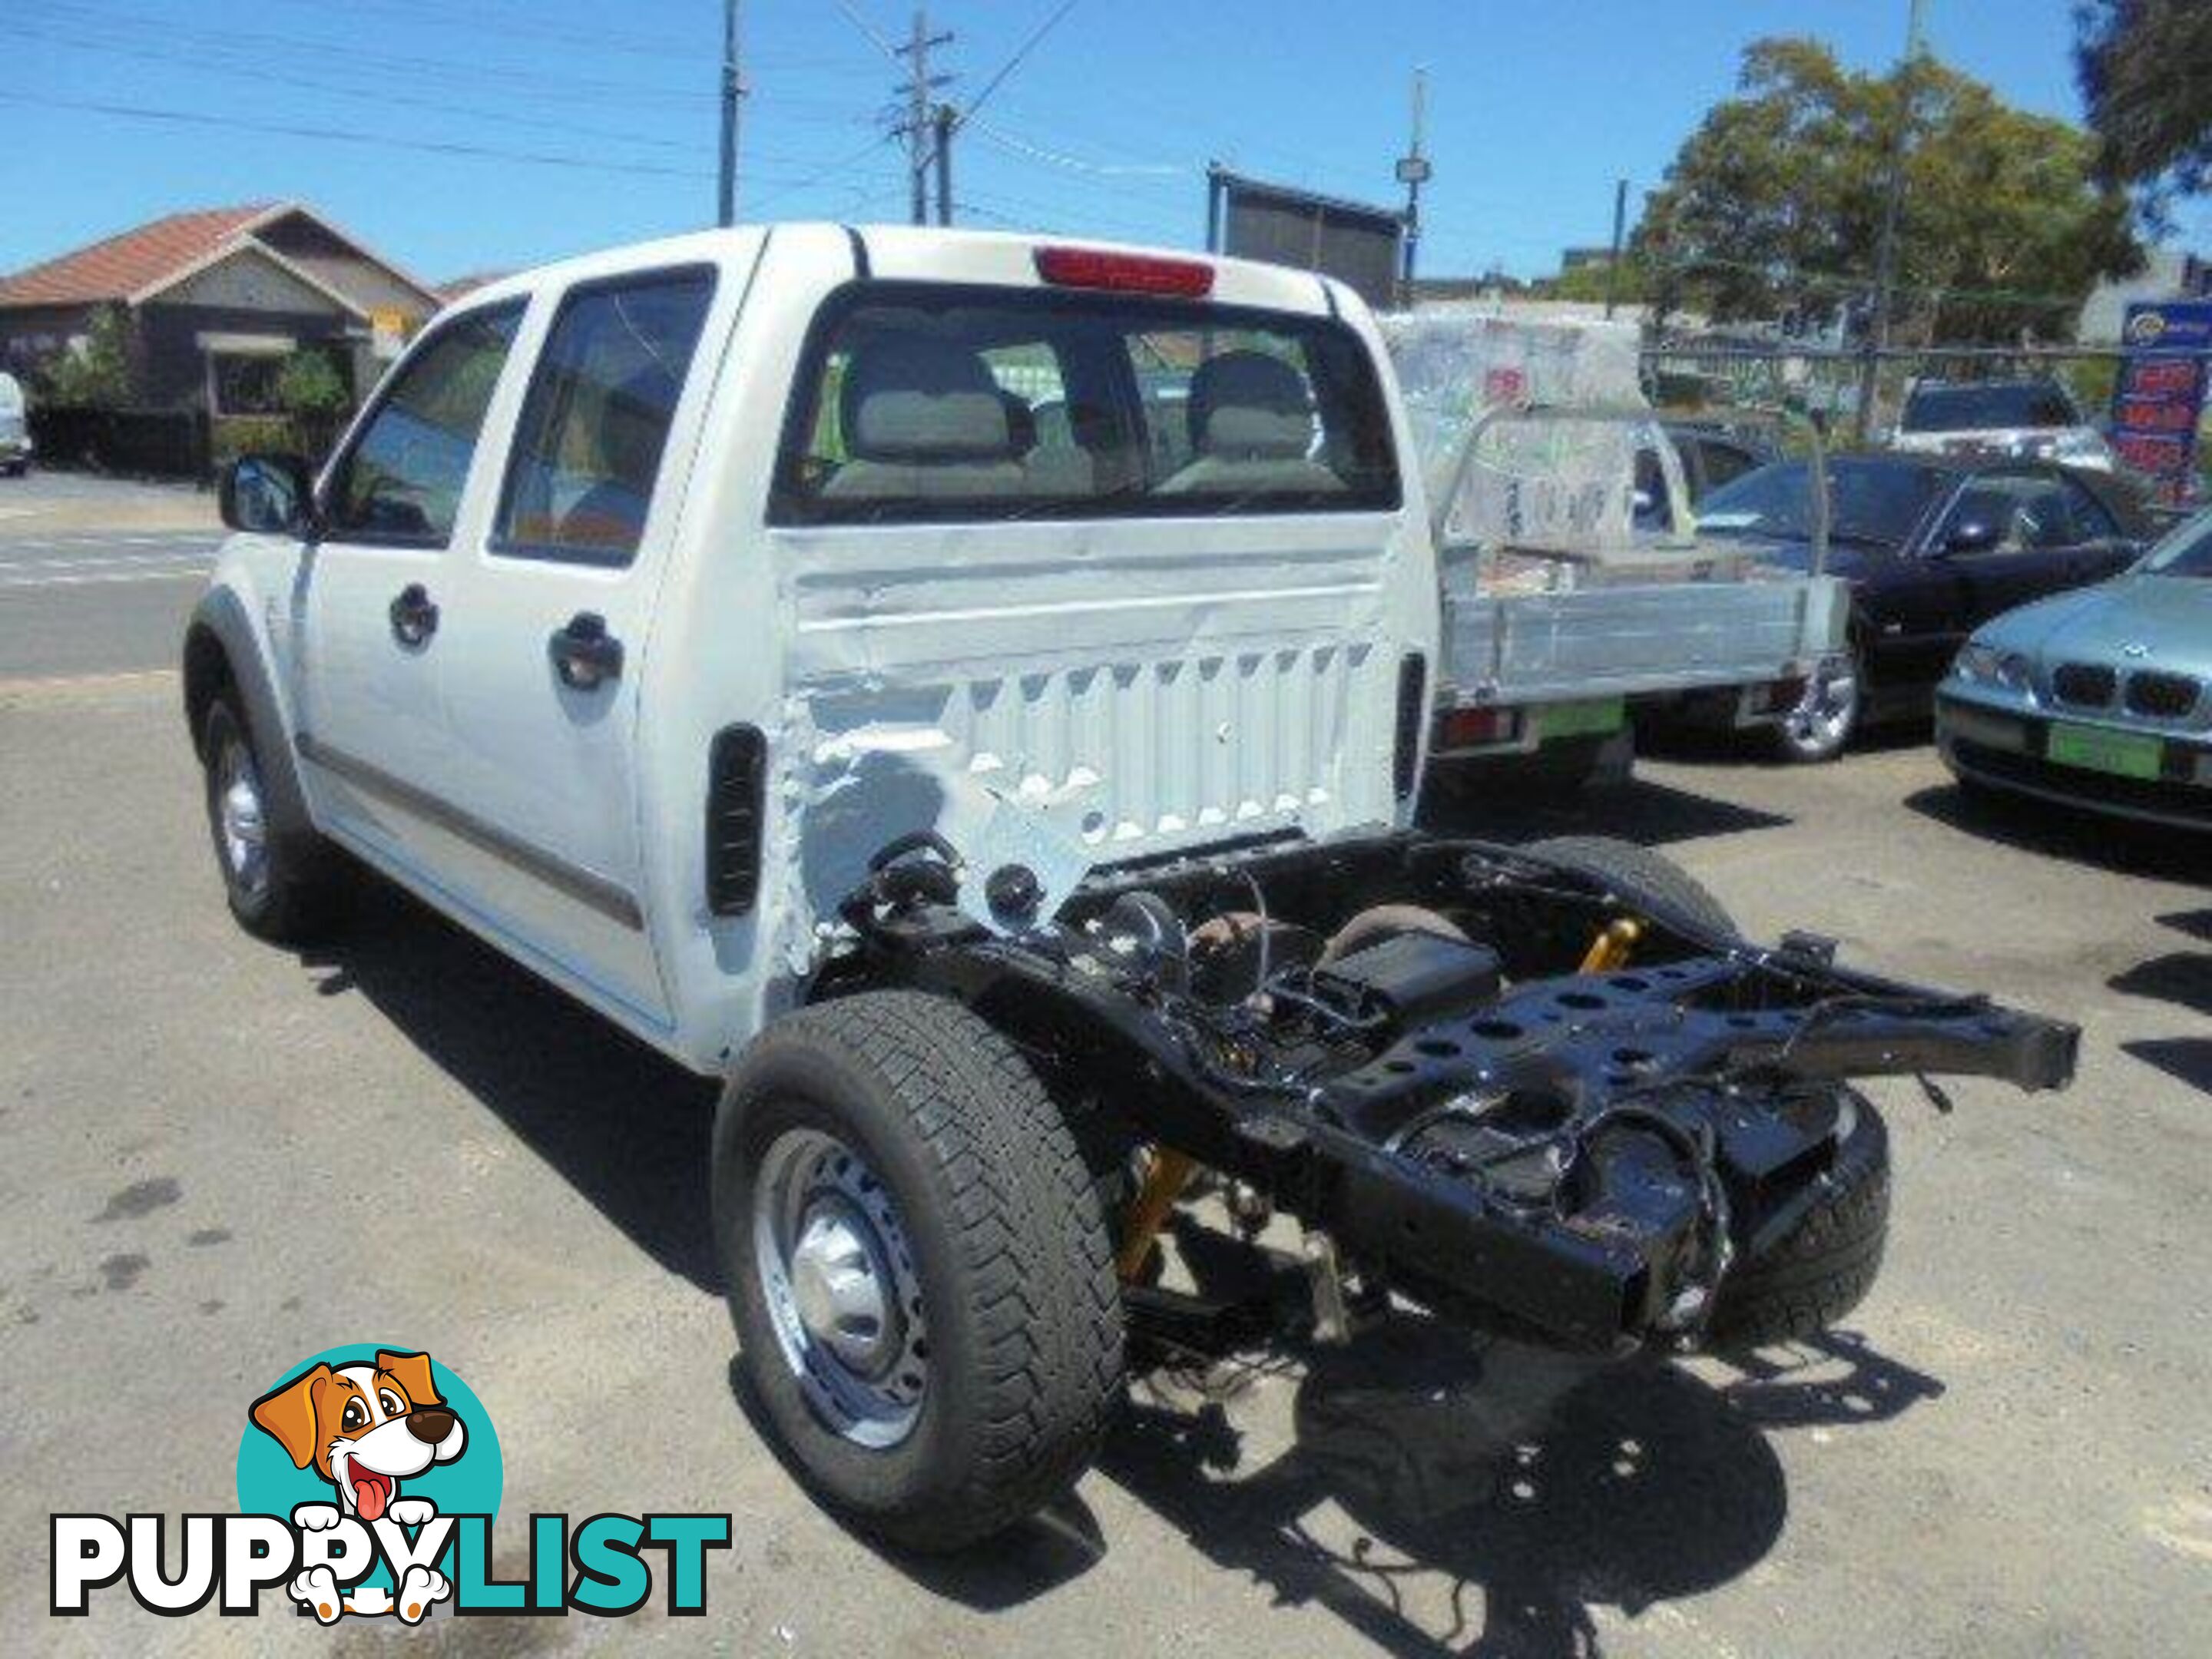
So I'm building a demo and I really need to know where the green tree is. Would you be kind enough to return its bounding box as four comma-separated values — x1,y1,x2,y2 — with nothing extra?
2075,0,2212,207
274,350,349,419
1532,256,1652,306
40,303,134,407
1634,38,2141,343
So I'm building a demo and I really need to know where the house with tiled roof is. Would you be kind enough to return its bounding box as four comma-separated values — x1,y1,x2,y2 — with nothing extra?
0,203,440,417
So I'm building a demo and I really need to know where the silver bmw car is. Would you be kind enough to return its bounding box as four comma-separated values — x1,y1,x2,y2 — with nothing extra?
1936,508,2212,830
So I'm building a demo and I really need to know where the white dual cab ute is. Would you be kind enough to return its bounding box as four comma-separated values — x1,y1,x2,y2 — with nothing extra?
188,224,2075,1549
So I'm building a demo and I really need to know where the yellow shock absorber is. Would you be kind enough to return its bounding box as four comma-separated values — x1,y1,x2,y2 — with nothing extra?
1117,1147,1198,1282
1580,916,1642,975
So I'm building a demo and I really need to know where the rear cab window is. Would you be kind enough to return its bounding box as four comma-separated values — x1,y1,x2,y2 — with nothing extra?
770,283,1399,524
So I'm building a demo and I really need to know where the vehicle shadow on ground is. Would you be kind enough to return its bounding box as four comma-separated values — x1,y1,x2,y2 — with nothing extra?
862,1314,1942,1652
2111,909,2212,1098
297,880,723,1289
1088,1320,1939,1659
1904,781,2211,883
1638,717,1933,770
1419,773,1791,847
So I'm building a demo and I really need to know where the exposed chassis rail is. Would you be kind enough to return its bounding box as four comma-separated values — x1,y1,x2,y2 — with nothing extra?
833,831,2078,1353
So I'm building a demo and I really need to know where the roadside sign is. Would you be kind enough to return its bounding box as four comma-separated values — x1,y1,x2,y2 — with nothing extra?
2112,300,2212,505
369,309,410,360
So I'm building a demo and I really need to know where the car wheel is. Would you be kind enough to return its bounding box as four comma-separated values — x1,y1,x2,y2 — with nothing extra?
1521,834,1737,940
1771,651,1862,764
716,992,1123,1551
1704,1091,1889,1349
199,696,342,942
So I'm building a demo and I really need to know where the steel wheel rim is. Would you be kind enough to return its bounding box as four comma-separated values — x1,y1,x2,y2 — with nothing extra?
1784,657,1859,754
753,1127,928,1449
216,735,270,897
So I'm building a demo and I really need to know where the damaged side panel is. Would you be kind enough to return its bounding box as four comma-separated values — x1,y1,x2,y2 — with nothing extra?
766,516,1416,970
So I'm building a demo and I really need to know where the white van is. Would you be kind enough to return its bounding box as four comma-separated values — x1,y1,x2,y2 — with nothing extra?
0,371,30,475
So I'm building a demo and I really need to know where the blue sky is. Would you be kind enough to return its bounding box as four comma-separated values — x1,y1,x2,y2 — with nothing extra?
2,0,2205,286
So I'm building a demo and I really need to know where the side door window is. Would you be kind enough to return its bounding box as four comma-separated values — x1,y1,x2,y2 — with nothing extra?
1939,472,2081,624
2052,475,2138,578
325,304,523,545
493,269,715,565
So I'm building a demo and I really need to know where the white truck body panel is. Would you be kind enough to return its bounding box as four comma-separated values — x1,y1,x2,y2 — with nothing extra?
207,225,1438,1069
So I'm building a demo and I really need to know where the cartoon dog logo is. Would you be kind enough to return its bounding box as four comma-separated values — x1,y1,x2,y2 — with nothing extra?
249,1349,465,1622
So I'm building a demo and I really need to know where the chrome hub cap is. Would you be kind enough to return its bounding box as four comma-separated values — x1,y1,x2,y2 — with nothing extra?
1785,655,1859,754
753,1128,927,1449
217,738,270,896
789,1200,896,1374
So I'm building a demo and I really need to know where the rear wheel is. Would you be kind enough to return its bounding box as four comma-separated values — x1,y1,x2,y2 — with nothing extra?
1706,1093,1891,1348
717,992,1123,1551
1521,834,1737,939
1771,650,1862,764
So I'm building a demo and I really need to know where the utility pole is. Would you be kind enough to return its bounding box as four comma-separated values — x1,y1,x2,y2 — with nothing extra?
896,9,953,227
1394,68,1431,306
933,103,957,225
715,0,742,226
1603,177,1628,320
1856,0,1931,441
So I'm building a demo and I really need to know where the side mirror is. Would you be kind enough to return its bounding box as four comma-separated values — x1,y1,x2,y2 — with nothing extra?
219,453,317,536
1943,518,2001,555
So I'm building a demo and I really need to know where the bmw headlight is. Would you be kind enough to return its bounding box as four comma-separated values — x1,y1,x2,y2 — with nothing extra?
1955,641,2033,691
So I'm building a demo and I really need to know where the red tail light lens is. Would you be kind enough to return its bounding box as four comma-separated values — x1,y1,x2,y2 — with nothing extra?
1434,705,1523,751
1034,246,1214,297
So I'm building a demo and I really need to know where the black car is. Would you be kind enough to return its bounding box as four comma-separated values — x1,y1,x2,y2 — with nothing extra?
1634,420,1781,526
1690,452,2151,760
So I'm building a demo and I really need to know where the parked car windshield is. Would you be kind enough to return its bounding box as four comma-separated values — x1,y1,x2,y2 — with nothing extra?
1696,457,1946,548
772,282,1399,524
2140,509,2212,578
1900,382,2076,432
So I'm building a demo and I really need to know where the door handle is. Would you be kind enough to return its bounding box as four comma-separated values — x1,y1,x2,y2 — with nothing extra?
548,611,624,690
389,582,439,647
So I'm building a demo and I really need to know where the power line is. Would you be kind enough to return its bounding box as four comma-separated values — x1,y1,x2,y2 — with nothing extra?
966,118,1189,179
960,0,1083,127
829,0,906,66
38,0,721,104
0,88,909,194
745,131,905,214
17,26,710,157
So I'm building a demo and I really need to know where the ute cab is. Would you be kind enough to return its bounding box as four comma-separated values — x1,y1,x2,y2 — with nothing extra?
197,225,1436,1067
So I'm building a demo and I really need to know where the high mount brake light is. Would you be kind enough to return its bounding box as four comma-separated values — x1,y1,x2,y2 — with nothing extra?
1033,246,1214,298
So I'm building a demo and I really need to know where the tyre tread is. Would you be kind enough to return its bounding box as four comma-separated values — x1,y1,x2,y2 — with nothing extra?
728,992,1122,1548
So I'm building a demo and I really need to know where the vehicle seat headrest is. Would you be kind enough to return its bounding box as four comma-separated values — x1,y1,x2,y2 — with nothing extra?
997,389,1038,455
1188,350,1312,460
839,337,1015,462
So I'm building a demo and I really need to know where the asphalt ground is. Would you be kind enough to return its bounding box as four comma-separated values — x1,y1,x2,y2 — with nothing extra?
0,470,219,679
2,483,2207,1655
